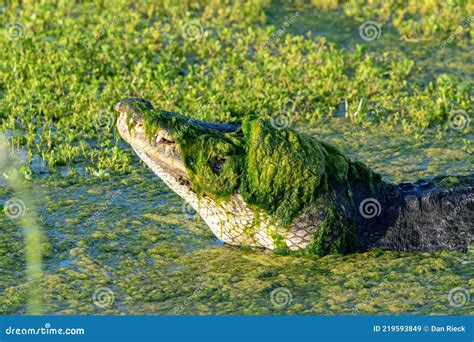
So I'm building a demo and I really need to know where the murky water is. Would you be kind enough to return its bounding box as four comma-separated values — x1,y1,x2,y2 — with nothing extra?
0,3,473,315
1,120,472,315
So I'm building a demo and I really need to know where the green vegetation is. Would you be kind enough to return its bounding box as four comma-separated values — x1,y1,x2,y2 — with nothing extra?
310,0,474,41
300,206,355,256
242,117,328,226
0,0,471,175
0,0,472,315
1,171,472,315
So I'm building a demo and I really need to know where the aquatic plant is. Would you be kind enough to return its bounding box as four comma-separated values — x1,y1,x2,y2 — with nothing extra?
0,1,471,176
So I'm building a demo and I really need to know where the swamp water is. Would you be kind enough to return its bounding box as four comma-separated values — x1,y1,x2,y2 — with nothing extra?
1,120,472,315
0,1,472,316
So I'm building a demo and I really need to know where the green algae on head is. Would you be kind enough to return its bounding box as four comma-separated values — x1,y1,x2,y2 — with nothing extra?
241,118,330,226
117,99,245,197
117,100,379,228
162,117,244,199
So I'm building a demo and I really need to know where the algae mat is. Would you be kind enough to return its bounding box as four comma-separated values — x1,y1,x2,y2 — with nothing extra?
1,123,472,315
0,0,472,315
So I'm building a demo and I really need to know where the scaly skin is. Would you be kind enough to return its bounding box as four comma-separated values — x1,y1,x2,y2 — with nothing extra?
115,98,473,254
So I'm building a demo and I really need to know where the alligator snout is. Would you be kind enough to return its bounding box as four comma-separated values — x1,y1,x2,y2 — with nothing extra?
115,97,154,114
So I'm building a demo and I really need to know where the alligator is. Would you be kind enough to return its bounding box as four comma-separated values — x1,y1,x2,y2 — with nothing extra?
115,98,473,255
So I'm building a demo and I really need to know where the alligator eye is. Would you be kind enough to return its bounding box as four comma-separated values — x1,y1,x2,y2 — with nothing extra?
212,157,226,173
213,163,223,173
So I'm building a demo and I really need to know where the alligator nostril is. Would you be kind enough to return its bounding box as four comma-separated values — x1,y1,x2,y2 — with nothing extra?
115,102,124,112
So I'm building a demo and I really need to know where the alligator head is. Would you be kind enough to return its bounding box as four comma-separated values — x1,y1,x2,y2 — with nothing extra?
115,98,286,250
116,98,473,254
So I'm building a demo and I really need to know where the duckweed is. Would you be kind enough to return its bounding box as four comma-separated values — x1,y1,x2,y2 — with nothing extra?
0,1,472,175
0,0,472,316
